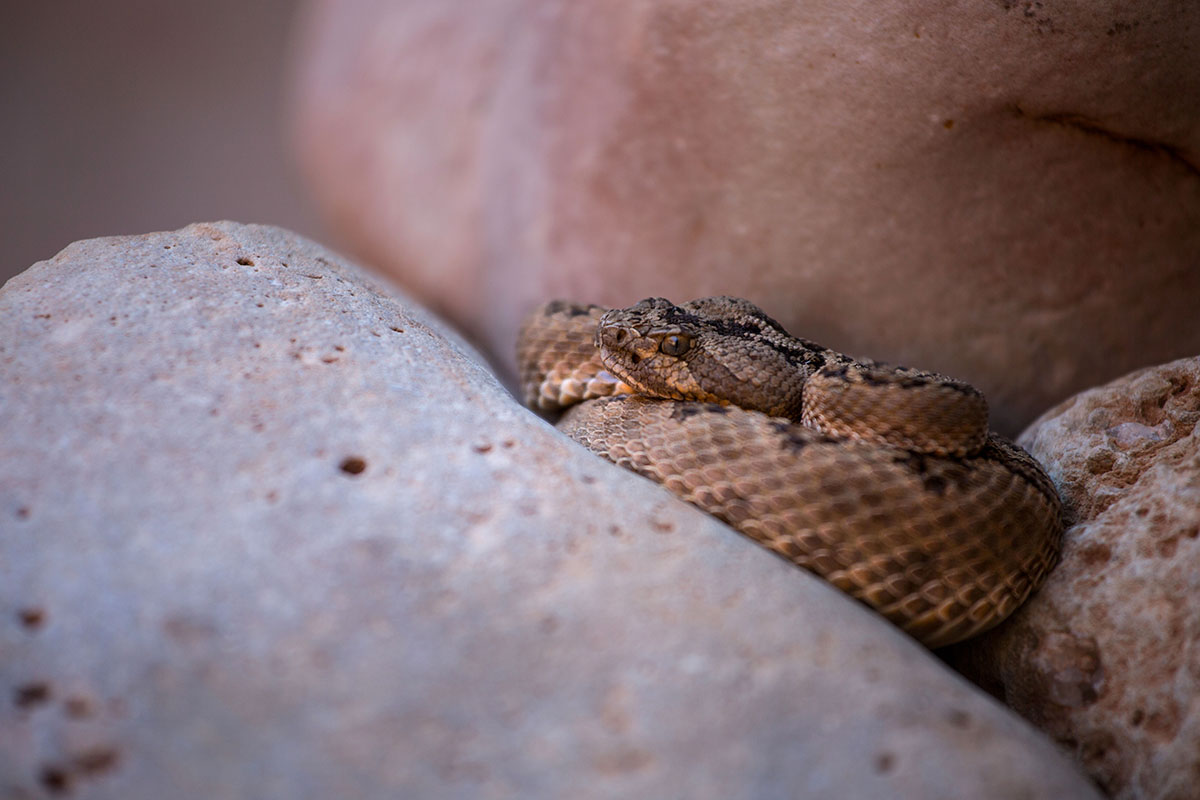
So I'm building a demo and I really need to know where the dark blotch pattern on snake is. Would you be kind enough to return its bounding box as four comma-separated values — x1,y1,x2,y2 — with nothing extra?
517,296,1062,648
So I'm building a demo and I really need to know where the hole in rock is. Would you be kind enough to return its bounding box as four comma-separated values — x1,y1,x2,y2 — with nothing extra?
236,257,254,266
946,709,971,728
40,765,71,794
74,747,120,775
14,682,51,709
64,696,95,718
339,456,368,476
17,607,45,629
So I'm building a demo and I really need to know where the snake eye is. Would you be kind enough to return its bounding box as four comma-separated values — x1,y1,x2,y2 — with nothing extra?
659,333,692,357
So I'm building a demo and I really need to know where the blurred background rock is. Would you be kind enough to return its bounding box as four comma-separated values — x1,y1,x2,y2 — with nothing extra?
1,1,319,284
5,0,1198,438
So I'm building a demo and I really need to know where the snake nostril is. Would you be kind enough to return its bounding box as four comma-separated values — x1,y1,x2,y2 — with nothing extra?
603,325,629,346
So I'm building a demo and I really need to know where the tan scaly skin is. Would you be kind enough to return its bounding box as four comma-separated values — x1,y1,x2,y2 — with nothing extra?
517,296,1063,648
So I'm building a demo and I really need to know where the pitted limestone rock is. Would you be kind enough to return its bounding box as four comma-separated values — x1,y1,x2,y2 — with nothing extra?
947,356,1200,800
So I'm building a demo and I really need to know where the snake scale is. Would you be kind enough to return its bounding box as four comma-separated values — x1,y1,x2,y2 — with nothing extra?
516,297,1062,648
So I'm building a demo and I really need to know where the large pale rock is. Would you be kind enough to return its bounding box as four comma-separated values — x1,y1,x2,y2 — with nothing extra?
0,222,1099,798
290,0,1200,436
949,357,1200,799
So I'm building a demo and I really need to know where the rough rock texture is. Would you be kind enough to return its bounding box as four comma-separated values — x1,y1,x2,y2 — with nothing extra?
0,223,1100,799
947,357,1200,800
290,0,1200,436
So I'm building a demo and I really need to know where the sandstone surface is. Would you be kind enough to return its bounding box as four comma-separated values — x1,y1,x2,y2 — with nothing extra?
291,0,1200,436
949,357,1200,800
0,223,1099,798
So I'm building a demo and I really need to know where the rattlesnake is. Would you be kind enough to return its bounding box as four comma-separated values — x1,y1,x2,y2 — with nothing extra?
517,296,1063,648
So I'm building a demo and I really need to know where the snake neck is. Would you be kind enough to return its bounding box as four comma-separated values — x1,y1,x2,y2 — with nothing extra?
595,298,849,421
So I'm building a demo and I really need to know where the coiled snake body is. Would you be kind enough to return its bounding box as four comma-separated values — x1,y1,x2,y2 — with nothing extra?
517,297,1062,647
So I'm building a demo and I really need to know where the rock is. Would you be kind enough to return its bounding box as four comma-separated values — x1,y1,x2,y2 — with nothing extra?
0,222,1098,798
290,0,1200,436
946,357,1200,799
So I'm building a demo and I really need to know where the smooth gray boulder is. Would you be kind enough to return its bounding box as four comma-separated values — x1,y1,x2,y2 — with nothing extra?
0,222,1099,799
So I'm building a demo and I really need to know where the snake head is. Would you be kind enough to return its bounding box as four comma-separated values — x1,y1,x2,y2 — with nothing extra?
596,297,814,417
596,298,718,404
